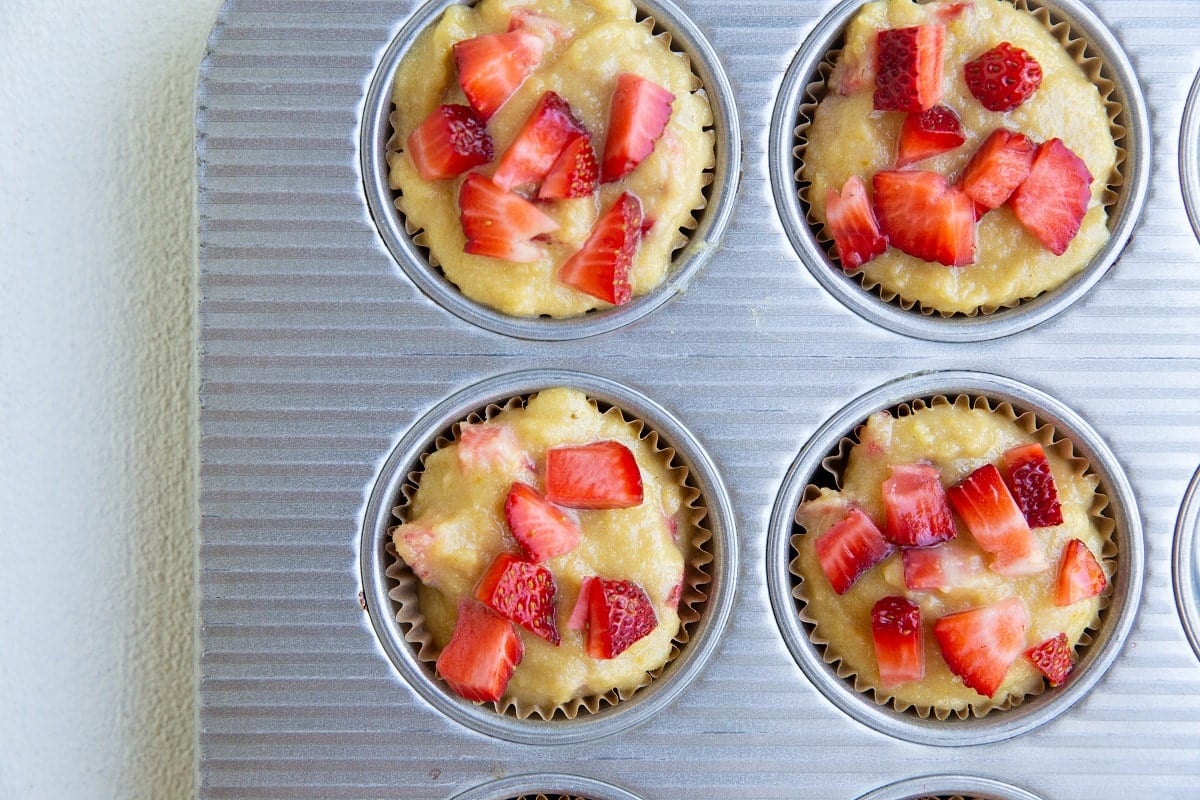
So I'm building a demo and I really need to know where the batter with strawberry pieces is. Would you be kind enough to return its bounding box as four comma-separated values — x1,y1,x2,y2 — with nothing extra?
803,0,1118,315
391,387,691,709
793,402,1111,715
387,0,715,318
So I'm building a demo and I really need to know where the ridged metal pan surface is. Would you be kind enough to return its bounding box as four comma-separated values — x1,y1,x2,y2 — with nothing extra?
196,1,1200,798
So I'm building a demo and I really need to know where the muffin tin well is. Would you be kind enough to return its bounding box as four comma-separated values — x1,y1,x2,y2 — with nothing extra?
1182,68,1200,246
1173,464,1200,664
447,774,645,800
853,775,1046,800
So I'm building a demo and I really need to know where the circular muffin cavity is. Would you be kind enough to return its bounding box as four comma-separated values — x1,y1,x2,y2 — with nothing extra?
361,0,740,340
769,0,1149,341
360,369,736,744
448,774,645,800
1172,464,1200,664
853,775,1047,800
1181,68,1200,246
765,370,1143,745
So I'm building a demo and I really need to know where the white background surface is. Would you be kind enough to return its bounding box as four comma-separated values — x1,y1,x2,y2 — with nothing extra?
1,0,222,796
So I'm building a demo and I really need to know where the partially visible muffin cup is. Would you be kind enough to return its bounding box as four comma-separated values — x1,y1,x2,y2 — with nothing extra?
1172,464,1200,664
1181,68,1200,246
448,774,645,800
853,775,1047,800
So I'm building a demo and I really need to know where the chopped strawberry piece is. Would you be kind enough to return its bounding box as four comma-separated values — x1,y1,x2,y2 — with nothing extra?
601,73,675,182
1009,138,1093,255
474,552,560,645
1002,443,1064,528
1026,632,1073,687
395,523,437,585
492,91,588,192
873,25,945,112
929,0,972,22
946,463,1048,576
813,507,894,595
872,596,925,688
507,7,571,46
881,463,957,547
458,173,559,263
666,579,683,609
964,41,1042,113
902,540,984,591
406,104,494,182
1055,538,1107,606
558,192,642,304
567,576,596,632
453,30,545,120
585,577,658,659
457,422,530,474
933,596,1029,698
872,169,976,266
436,598,525,702
538,133,599,199
545,439,643,509
960,128,1037,209
825,175,888,269
895,104,965,167
504,481,580,562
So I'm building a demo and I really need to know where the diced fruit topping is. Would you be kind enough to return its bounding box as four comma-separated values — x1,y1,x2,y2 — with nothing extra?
881,463,958,547
872,596,925,688
964,42,1043,113
872,170,976,266
1055,538,1107,606
932,595,1029,698
457,422,530,474
507,7,571,46
1026,632,1073,687
557,192,642,304
873,25,945,112
504,481,580,562
538,133,599,199
436,598,525,702
584,577,659,659
1002,443,1064,528
960,128,1036,209
1009,138,1093,256
601,73,675,183
566,576,596,632
492,91,588,193
825,175,888,269
453,30,545,120
407,104,494,182
902,540,984,592
474,552,561,645
946,463,1048,577
395,523,437,585
895,104,965,167
814,507,894,595
545,440,644,509
458,173,559,263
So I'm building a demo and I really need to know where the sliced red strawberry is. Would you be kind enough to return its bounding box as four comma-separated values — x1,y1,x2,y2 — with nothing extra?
406,104,494,182
872,596,925,688
873,25,945,112
872,169,976,266
1026,632,1073,687
458,173,559,263
902,540,985,592
881,463,957,547
538,133,599,199
507,7,571,46
929,0,972,22
545,439,643,509
1009,138,1093,255
895,104,965,167
567,576,596,632
601,73,675,182
395,523,437,586
946,463,1048,576
933,595,1029,698
813,507,894,595
557,192,642,304
492,91,588,192
474,552,560,645
504,481,580,562
960,128,1037,209
825,175,888,269
436,598,525,702
1002,442,1064,528
1055,538,1107,606
453,30,545,120
585,577,658,659
964,41,1042,113
457,422,531,475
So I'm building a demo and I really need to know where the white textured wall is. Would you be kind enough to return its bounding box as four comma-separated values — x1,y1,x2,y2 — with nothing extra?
0,1,221,797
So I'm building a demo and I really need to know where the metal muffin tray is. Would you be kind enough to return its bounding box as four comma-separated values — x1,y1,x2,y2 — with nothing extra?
196,0,1200,798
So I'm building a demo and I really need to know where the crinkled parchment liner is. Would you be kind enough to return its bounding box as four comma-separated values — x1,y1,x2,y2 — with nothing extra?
384,392,714,721
791,0,1127,318
788,393,1118,720
383,5,717,317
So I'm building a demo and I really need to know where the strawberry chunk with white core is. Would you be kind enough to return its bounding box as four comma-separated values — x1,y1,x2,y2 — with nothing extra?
585,577,659,659
881,463,957,547
813,507,894,595
825,175,888,269
453,30,545,120
872,169,976,266
507,7,571,47
902,540,985,592
395,523,437,585
1009,138,1093,256
933,595,1029,699
544,439,643,509
1054,538,1107,606
567,576,596,632
601,73,675,183
1026,632,1072,687
457,422,531,475
872,596,925,688
873,25,945,112
504,481,580,562
538,133,599,200
1002,442,1063,528
436,598,525,702
946,463,1048,576
558,192,642,305
960,128,1036,210
474,552,561,645
492,91,588,193
895,104,965,167
407,104,494,182
458,173,559,263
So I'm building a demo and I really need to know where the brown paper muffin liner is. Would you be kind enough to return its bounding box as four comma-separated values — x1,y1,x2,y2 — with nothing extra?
791,0,1127,318
788,393,1118,720
384,391,714,721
